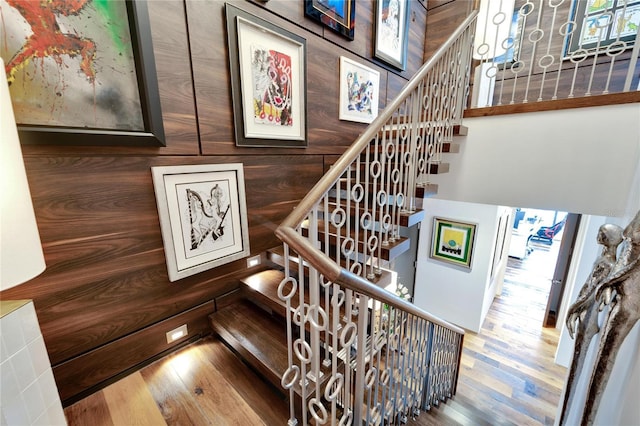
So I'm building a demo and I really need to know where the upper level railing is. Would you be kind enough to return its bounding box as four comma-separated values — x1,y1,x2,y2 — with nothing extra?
274,11,478,426
472,0,640,108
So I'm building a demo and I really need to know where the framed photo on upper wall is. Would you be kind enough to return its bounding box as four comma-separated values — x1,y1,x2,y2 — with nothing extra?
374,0,410,70
151,163,250,282
339,56,380,123
430,217,477,269
2,0,165,146
305,0,356,41
564,0,640,57
226,4,307,148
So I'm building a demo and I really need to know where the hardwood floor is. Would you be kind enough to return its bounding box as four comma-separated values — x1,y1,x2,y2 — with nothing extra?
64,243,567,426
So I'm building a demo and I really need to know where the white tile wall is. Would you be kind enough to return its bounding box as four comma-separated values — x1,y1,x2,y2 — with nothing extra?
0,301,66,425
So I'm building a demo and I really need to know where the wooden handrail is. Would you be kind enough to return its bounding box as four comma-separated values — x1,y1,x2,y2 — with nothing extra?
465,91,640,118
275,11,478,338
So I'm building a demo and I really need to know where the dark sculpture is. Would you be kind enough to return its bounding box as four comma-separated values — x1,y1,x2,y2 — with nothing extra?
561,209,640,425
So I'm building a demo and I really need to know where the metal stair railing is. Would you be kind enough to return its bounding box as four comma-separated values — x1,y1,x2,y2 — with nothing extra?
275,11,478,426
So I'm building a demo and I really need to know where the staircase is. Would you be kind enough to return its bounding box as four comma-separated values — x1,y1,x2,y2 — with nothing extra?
210,11,478,426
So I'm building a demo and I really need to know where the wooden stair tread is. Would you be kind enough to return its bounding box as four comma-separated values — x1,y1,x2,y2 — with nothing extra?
363,141,460,155
267,246,395,288
209,299,289,391
340,161,450,175
209,299,333,400
300,221,411,261
415,183,439,199
240,269,290,317
319,199,425,228
378,124,468,139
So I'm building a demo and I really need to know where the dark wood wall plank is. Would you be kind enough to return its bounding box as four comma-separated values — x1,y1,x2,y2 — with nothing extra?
54,300,216,404
0,0,430,404
424,0,473,61
12,154,323,367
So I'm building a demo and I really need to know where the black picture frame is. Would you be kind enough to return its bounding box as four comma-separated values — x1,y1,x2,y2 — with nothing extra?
305,0,356,41
6,1,165,147
226,3,308,148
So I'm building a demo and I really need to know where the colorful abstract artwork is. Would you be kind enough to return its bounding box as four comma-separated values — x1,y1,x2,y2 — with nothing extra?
151,164,250,282
304,0,356,40
250,47,293,127
1,0,164,146
2,0,143,131
430,217,477,269
226,4,307,147
339,56,379,123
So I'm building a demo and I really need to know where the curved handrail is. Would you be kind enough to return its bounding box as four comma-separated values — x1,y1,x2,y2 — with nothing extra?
275,11,478,337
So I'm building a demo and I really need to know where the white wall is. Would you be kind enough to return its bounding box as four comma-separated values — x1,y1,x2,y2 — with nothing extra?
432,103,640,218
413,198,510,332
425,102,640,423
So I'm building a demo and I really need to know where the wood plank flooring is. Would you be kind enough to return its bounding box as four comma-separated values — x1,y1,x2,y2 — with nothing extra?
64,244,567,425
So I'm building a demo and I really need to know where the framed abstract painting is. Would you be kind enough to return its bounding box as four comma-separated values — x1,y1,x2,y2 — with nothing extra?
339,56,380,123
1,0,164,146
226,4,307,147
151,163,250,282
304,0,356,41
374,0,410,70
430,217,477,269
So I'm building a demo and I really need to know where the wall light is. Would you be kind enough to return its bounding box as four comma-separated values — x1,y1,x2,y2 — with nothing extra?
0,57,46,291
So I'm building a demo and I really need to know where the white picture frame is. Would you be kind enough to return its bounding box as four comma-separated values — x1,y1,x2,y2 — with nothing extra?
339,56,380,124
374,0,410,70
151,163,250,282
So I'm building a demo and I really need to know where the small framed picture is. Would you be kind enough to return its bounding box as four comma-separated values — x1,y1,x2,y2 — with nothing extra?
564,0,640,57
430,217,477,269
339,56,380,123
304,0,356,40
151,163,250,282
226,4,307,147
374,0,410,70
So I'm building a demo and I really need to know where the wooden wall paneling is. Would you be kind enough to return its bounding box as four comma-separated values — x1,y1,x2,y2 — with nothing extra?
146,0,200,154
323,155,343,173
319,0,373,58
305,38,391,155
424,0,473,61
1,152,323,403
386,71,411,105
253,0,324,38
427,0,459,11
493,58,640,104
185,0,235,153
53,300,215,405
192,0,390,156
20,0,198,157
405,0,428,78
240,155,325,252
0,0,436,408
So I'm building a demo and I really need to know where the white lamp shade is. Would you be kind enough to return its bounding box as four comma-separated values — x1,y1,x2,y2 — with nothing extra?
473,0,516,60
0,58,46,290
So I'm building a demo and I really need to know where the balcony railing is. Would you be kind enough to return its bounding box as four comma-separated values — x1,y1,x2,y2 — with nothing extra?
472,0,640,108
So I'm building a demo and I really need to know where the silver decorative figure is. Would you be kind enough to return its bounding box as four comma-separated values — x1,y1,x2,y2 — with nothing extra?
582,210,640,425
560,223,623,426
